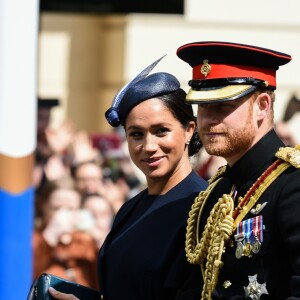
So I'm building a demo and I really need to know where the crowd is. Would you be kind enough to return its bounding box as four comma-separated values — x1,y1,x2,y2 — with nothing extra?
32,99,144,288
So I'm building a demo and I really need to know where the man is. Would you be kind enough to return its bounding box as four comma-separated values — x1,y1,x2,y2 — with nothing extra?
177,41,300,299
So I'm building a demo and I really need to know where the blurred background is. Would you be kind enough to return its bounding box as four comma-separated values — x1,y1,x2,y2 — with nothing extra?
38,0,300,136
1,0,300,299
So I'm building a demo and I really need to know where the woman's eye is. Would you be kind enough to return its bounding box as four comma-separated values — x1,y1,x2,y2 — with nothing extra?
128,131,143,138
156,128,169,136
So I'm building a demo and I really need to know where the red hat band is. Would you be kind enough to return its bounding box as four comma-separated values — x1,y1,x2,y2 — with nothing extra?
193,62,276,87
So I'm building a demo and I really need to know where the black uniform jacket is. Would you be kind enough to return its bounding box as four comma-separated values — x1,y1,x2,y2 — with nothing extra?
98,171,208,300
200,130,300,300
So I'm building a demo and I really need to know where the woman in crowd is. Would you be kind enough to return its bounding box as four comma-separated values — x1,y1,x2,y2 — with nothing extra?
82,193,115,248
33,176,99,288
49,58,208,299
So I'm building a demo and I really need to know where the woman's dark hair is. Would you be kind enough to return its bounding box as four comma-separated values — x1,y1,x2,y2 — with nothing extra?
158,88,202,156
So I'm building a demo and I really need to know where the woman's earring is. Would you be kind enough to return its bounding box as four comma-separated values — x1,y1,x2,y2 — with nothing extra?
185,140,190,145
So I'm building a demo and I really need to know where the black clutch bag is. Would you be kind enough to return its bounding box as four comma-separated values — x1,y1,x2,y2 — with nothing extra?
27,273,102,300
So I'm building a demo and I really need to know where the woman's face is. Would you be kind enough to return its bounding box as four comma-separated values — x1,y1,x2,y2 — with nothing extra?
125,98,194,183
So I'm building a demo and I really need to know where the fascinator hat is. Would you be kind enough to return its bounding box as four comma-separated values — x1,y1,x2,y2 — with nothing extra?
105,56,180,127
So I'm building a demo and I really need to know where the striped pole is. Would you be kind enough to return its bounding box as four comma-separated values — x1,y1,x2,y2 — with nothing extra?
0,0,39,299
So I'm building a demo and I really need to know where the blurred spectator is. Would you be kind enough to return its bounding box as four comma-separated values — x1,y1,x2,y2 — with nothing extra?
33,176,99,288
36,98,60,160
275,120,298,146
277,93,300,146
282,94,300,122
71,130,102,166
34,98,75,192
44,209,99,289
82,193,115,248
33,176,81,277
71,160,105,196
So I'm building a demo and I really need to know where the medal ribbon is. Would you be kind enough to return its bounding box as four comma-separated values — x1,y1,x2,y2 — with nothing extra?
252,215,263,243
244,218,252,244
236,216,263,244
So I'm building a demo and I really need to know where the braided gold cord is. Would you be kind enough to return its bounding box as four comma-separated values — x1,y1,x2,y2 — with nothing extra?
186,157,293,300
200,194,234,300
185,175,234,300
185,178,223,265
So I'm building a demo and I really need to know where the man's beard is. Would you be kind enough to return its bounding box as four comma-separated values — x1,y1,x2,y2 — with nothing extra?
200,110,256,159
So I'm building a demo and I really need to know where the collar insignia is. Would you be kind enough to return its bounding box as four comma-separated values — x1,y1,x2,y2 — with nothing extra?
250,202,268,215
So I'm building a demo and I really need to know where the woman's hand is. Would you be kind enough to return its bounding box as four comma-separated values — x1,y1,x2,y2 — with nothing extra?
49,287,79,300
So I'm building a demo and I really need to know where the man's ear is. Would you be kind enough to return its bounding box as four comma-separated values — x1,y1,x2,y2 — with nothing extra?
255,93,272,120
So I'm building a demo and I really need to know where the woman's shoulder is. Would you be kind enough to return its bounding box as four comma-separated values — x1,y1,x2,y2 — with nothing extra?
185,170,208,191
114,189,148,215
164,171,208,202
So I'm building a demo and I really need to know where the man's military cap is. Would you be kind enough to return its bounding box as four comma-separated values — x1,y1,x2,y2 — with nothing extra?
105,56,180,127
176,41,292,104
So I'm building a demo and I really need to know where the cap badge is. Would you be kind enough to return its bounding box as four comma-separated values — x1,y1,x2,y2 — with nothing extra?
200,60,211,77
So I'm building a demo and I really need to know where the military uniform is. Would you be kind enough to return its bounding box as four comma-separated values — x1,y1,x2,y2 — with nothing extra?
176,41,300,299
199,129,300,299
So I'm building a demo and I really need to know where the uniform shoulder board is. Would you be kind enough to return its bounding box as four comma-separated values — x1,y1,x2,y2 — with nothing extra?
275,145,300,168
208,165,227,184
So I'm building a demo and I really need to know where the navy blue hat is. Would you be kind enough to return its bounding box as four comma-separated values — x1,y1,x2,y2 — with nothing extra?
105,57,180,127
176,41,292,104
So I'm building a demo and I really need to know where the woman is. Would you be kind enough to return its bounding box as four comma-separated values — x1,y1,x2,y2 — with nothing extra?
49,59,208,299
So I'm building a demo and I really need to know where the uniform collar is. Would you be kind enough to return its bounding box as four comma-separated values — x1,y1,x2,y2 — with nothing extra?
226,129,285,188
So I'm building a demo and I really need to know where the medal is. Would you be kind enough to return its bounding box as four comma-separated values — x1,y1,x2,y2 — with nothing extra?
234,233,245,259
252,235,261,254
243,241,252,257
235,241,244,259
244,274,268,299
243,218,253,257
235,216,264,257
251,216,263,255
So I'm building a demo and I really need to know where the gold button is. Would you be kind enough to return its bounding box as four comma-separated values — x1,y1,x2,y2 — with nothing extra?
223,280,232,288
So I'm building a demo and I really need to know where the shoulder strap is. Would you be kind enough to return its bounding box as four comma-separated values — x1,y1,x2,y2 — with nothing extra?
275,145,300,168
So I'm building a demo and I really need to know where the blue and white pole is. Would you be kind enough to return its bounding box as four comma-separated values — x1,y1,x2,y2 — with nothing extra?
0,0,39,298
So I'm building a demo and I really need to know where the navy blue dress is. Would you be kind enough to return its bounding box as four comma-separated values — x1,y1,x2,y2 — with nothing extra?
98,171,208,300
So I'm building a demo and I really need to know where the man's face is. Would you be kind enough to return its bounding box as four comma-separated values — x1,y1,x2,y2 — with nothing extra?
75,163,103,194
197,95,257,165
